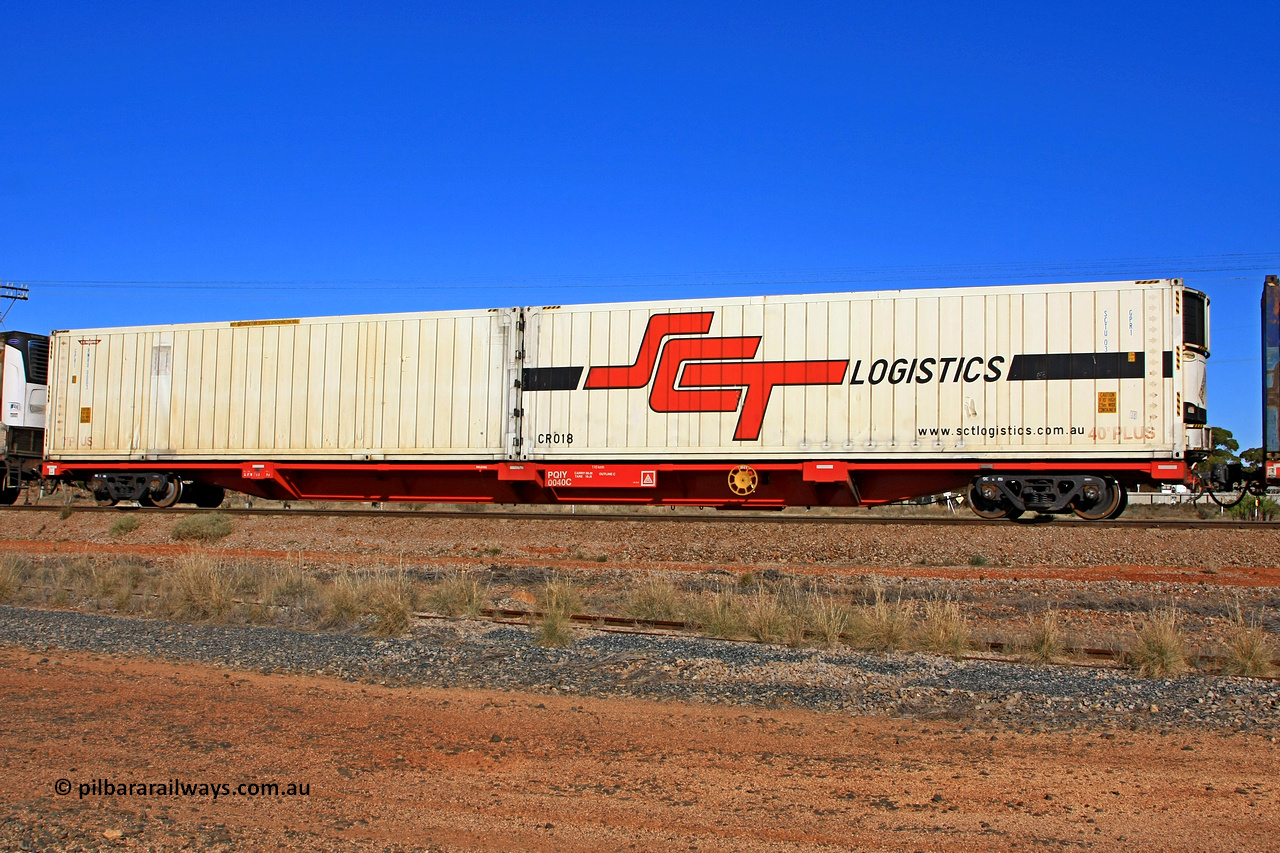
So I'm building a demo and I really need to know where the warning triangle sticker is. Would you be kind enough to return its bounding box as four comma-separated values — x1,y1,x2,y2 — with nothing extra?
640,470,656,486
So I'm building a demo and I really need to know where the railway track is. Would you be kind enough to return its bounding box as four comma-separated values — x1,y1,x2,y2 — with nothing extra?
3,503,1275,529
417,607,1280,678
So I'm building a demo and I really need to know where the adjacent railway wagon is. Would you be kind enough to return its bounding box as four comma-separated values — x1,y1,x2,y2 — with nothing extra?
37,278,1212,518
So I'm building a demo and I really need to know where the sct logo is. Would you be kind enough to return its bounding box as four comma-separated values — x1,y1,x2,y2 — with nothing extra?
582,313,848,441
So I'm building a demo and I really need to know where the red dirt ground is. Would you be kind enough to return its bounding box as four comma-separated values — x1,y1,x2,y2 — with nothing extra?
3,648,1278,852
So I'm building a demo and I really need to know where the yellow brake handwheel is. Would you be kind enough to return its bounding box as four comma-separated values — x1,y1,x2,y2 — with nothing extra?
728,465,759,496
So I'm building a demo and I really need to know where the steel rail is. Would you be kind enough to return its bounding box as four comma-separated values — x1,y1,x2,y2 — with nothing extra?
3,503,1275,529
414,609,1280,679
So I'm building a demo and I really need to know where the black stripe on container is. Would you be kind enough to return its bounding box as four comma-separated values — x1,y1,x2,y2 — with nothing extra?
1163,351,1174,378
522,366,584,391
1007,352,1147,381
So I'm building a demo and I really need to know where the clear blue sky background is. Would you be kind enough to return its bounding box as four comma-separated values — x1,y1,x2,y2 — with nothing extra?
2,3,1276,446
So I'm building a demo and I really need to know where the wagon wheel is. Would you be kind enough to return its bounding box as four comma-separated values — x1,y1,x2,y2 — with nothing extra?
1073,479,1123,520
148,478,184,508
966,482,1021,520
1105,484,1129,519
727,465,759,496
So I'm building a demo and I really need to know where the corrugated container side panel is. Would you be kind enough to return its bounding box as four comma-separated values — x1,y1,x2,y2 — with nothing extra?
892,298,916,447
198,326,218,448
150,332,168,452
1118,289,1142,440
124,334,140,452
256,326,277,450
104,334,123,450
128,333,145,452
593,311,620,449
1101,289,1120,445
275,324,297,450
448,319,471,448
727,302,752,445
213,329,233,450
1070,292,1094,447
327,323,344,448
103,335,121,449
913,297,938,450
294,324,317,448
228,327,249,450
584,311,608,449
372,321,385,447
397,320,419,452
364,322,378,449
50,338,62,450
415,319,436,449
778,301,803,445
89,336,109,450
990,295,1009,449
933,296,960,447
469,316,492,448
962,295,977,448
1019,294,1044,448
556,312,578,447
174,331,192,450
432,319,455,448
826,300,848,449
867,298,891,445
816,300,838,446
244,325,264,448
336,323,358,449
381,320,401,450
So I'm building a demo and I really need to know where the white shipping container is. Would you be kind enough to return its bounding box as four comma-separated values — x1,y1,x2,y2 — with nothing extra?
46,279,1208,465
48,308,521,461
519,279,1207,461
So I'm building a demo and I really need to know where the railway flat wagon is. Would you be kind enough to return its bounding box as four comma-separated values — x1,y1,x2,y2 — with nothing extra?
41,278,1208,518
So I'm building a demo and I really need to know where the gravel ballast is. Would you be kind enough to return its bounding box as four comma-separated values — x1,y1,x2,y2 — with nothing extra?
2,604,1276,733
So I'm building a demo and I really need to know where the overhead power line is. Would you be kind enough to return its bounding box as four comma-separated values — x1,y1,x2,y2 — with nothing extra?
16,251,1280,293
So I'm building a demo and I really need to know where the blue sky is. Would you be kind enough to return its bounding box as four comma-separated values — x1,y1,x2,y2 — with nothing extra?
2,3,1276,446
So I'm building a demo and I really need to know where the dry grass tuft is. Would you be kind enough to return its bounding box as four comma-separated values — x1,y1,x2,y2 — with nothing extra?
745,591,788,644
109,515,141,538
855,586,913,652
693,589,745,639
535,608,575,647
427,571,489,618
166,553,239,621
171,513,233,543
1130,607,1188,678
1222,606,1275,677
101,559,145,611
532,575,581,647
0,555,29,601
1024,609,1064,665
258,563,325,626
537,576,583,618
627,572,681,621
362,570,416,637
918,597,969,658
806,597,850,648
323,573,364,629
